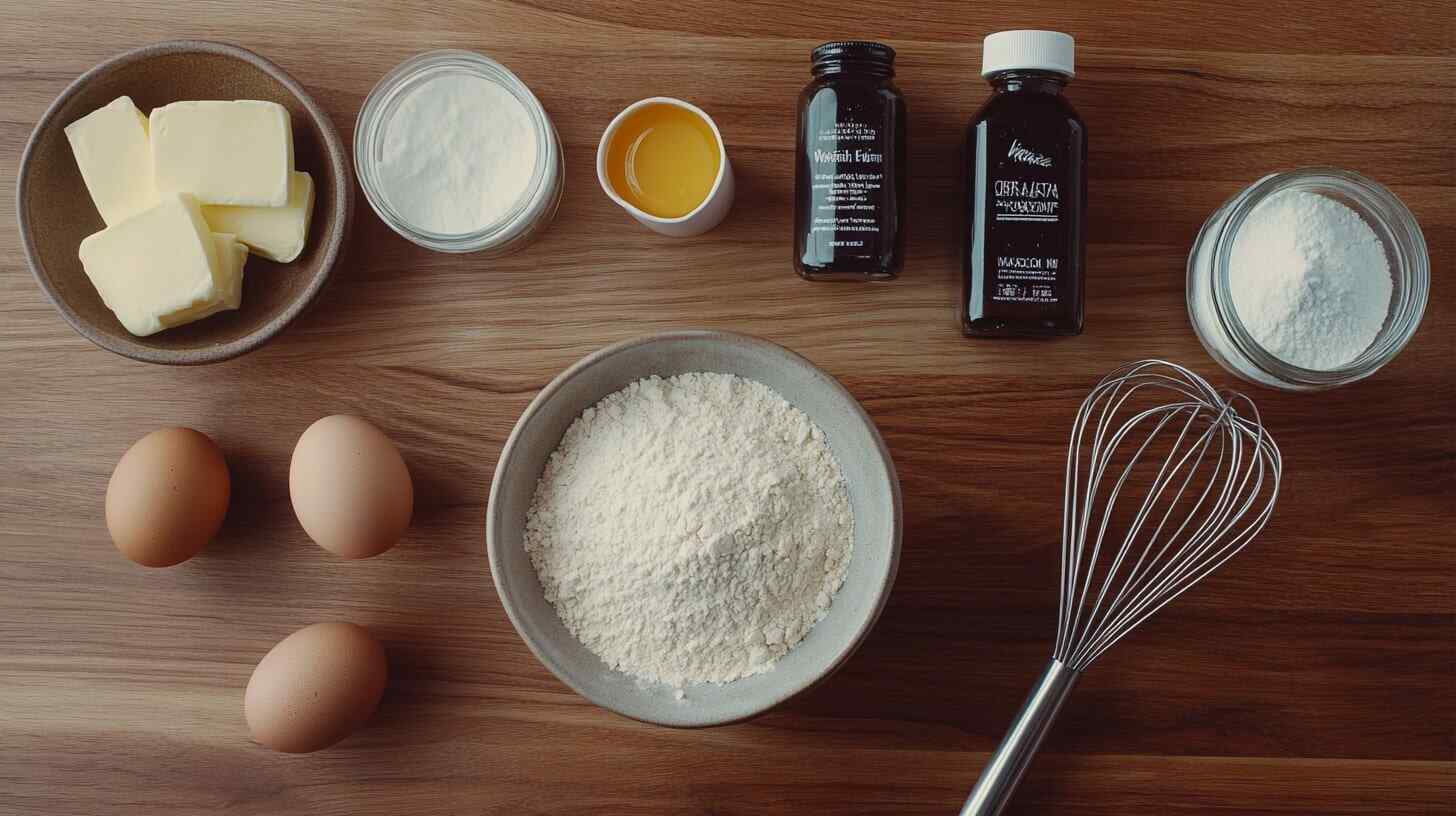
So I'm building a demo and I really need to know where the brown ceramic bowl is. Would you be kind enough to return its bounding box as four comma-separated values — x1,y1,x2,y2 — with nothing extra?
17,40,352,365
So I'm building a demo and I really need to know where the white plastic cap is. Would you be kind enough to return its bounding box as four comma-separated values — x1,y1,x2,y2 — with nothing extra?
981,30,1075,79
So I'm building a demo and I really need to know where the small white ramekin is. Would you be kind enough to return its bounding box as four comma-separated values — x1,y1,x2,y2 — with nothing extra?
596,97,734,237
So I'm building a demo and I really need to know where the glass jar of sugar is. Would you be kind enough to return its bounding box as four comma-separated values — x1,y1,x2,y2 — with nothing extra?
355,50,564,254
1187,168,1428,391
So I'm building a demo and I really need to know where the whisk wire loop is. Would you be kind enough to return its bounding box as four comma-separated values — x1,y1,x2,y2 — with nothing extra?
965,360,1281,816
1053,361,1282,671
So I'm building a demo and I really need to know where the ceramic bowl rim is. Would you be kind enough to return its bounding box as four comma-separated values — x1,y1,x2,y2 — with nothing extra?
16,39,353,365
486,329,903,727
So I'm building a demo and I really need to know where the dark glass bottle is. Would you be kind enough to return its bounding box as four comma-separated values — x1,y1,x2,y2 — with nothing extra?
962,31,1086,336
794,41,907,280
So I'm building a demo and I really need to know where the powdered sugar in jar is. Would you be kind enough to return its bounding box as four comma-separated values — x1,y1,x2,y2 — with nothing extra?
355,50,564,255
1187,168,1428,391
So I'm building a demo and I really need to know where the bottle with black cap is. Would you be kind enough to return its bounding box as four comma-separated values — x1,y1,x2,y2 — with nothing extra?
794,40,907,280
961,30,1086,336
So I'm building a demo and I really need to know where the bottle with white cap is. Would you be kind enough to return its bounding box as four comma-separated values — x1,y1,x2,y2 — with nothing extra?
961,30,1086,337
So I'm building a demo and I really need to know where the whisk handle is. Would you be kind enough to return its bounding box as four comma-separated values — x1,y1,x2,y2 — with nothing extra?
959,658,1080,816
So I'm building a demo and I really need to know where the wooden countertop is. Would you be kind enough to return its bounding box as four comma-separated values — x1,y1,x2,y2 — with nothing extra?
2,2,1452,814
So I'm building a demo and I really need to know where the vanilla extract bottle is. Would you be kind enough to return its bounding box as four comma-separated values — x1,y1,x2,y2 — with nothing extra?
962,30,1086,336
794,41,907,280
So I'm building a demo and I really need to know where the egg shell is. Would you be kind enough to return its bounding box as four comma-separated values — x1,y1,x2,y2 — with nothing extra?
244,622,388,753
289,415,413,559
105,427,230,567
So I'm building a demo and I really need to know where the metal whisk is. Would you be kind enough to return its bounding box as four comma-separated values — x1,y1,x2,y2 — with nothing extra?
960,360,1282,816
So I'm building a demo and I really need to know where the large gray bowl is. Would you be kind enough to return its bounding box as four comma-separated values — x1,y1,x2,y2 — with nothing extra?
487,330,901,727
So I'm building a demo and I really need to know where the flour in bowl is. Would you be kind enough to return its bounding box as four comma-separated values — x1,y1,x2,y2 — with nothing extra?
523,372,853,687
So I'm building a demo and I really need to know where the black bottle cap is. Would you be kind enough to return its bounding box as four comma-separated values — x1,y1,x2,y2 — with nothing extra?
811,40,896,67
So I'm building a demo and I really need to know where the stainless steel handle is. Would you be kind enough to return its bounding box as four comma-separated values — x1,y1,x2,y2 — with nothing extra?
959,658,1080,816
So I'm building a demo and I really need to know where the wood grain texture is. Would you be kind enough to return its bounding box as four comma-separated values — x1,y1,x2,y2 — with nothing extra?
1,2,1453,814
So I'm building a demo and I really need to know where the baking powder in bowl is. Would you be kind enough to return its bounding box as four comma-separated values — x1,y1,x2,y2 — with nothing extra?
378,72,538,235
524,373,854,689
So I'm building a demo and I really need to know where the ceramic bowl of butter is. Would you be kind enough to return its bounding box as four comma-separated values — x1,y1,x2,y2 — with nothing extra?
17,40,351,365
487,330,902,727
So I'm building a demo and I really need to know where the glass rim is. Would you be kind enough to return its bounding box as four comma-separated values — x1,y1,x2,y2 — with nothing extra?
1205,167,1429,387
354,49,560,252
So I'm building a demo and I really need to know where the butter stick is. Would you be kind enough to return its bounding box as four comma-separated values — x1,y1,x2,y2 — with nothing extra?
151,100,293,207
203,171,314,262
161,234,248,328
64,96,158,226
78,194,223,337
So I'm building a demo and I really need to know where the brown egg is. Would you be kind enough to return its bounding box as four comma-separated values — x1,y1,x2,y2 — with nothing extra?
244,622,388,753
289,415,413,559
105,427,230,567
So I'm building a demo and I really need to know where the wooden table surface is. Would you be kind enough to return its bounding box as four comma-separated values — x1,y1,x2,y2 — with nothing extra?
2,2,1453,814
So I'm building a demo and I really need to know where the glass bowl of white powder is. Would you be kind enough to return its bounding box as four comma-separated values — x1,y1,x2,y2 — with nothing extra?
355,50,563,254
1187,168,1428,391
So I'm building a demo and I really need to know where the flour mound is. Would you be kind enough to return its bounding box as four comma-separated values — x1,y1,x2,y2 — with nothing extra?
524,372,854,687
